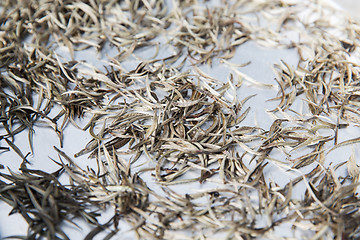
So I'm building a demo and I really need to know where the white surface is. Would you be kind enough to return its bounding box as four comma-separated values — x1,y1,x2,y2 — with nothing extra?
0,0,359,239
333,0,360,19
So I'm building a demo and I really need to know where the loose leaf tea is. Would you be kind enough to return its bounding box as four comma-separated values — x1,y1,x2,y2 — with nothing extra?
1,0,360,239
0,163,101,239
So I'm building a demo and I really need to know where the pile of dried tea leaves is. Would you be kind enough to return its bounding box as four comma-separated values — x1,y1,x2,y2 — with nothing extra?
1,0,360,239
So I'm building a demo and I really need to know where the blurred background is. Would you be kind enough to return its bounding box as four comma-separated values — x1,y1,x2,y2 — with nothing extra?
334,0,360,19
